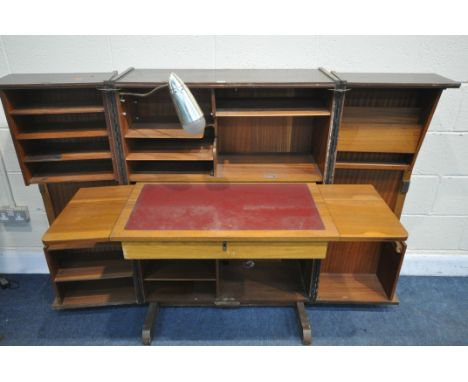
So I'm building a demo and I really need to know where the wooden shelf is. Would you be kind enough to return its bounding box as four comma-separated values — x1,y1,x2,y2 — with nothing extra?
54,262,133,282
16,122,108,140
335,161,410,171
144,261,216,281
217,154,322,182
126,147,213,162
24,151,112,163
126,122,204,139
316,273,398,304
30,172,115,184
10,105,105,115
216,98,331,117
55,286,136,309
129,173,215,182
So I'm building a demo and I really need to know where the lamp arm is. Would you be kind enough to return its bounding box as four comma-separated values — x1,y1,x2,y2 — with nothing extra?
119,83,169,98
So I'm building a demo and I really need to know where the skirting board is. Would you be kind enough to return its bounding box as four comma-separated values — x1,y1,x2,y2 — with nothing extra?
1,248,468,276
0,248,48,273
401,252,468,276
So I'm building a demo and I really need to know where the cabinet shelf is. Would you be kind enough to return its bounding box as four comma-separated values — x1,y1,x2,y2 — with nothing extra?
335,161,410,171
54,262,133,282
129,173,215,182
30,173,116,184
216,98,330,117
126,122,204,139
126,147,213,162
217,154,322,182
24,151,112,163
10,105,105,115
15,120,108,140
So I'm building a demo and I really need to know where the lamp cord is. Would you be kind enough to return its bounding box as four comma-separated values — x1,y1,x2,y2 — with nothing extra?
119,83,169,98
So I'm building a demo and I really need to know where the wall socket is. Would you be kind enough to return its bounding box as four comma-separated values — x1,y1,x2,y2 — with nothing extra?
0,206,30,223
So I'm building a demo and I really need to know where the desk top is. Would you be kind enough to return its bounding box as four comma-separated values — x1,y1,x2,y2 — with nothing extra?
43,183,408,246
112,183,338,241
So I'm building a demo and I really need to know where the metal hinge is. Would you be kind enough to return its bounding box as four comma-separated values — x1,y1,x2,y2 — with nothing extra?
400,180,411,194
328,88,350,93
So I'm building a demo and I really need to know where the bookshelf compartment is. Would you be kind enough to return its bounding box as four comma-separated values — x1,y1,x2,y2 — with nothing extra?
120,88,213,126
126,138,214,162
128,160,213,182
14,113,108,139
317,273,397,304
319,241,405,304
5,88,105,113
215,88,332,117
218,260,308,303
144,281,216,303
50,245,132,283
217,154,322,182
338,89,429,154
125,121,204,139
27,159,115,183
55,278,136,309
21,137,111,162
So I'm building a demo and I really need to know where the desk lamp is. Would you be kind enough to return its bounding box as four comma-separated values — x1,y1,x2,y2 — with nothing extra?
120,73,206,134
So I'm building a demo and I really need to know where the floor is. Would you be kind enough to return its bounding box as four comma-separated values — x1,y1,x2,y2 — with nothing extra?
0,275,467,345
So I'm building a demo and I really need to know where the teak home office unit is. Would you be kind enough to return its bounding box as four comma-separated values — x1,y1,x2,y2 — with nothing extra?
0,69,460,343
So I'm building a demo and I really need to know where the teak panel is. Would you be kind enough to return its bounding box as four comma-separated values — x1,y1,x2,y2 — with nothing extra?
43,185,134,244
317,184,408,240
337,107,422,153
217,117,314,154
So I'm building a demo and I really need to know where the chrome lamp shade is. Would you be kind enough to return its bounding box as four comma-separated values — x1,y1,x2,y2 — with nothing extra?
168,73,206,134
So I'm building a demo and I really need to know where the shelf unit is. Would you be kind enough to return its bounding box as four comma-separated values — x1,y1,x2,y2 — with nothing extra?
0,80,119,185
138,259,312,305
213,88,333,183
45,243,137,309
319,74,445,304
118,88,216,182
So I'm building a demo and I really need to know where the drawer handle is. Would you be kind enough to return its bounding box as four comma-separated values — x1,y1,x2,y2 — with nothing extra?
222,241,227,252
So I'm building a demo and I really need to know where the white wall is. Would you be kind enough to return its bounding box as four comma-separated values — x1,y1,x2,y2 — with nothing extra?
0,36,467,275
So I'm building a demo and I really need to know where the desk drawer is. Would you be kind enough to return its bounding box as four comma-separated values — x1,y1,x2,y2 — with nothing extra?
122,241,327,260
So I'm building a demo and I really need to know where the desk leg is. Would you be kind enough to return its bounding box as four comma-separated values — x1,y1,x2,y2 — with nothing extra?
296,302,312,345
142,302,159,345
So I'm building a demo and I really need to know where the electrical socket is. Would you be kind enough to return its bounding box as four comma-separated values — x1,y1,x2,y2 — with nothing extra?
0,206,30,223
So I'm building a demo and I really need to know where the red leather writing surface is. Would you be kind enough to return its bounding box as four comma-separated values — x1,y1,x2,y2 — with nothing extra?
125,184,324,231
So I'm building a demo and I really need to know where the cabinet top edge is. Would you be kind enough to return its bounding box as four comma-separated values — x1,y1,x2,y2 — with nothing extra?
333,72,461,88
0,72,116,88
114,68,336,87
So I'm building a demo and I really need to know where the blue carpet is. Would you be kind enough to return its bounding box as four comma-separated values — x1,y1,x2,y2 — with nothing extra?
0,275,467,345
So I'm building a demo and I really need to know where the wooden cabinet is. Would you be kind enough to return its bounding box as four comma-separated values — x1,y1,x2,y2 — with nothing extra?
0,68,460,309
